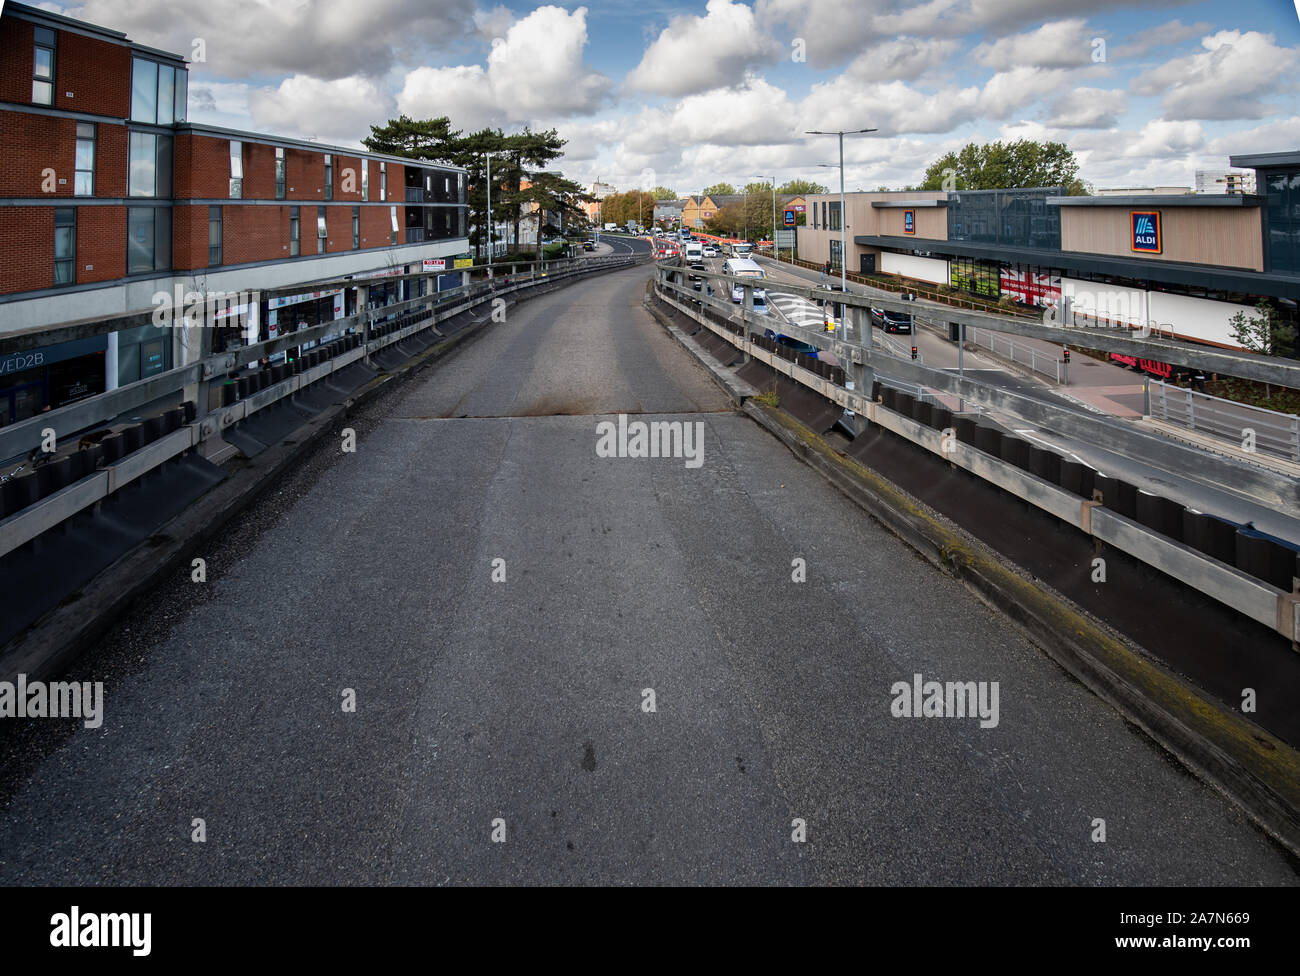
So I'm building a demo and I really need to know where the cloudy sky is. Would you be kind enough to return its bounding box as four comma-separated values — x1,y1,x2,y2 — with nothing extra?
49,0,1300,195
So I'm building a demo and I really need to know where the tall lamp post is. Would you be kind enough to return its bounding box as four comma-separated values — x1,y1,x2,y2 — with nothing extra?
755,175,776,261
483,151,507,265
806,127,877,295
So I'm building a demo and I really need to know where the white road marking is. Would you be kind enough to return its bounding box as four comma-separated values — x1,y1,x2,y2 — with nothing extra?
1013,428,1091,468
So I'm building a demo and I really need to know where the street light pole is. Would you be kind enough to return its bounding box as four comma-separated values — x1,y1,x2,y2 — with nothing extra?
753,175,777,260
485,152,492,264
806,127,877,294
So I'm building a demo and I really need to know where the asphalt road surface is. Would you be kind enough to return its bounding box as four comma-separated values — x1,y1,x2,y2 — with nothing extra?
0,264,1293,885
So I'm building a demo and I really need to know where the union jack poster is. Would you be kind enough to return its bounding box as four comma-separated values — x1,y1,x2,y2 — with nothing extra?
998,267,1061,307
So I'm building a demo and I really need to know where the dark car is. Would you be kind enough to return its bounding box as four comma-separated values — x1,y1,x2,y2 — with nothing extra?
764,329,819,358
687,263,707,291
870,307,912,333
582,240,596,251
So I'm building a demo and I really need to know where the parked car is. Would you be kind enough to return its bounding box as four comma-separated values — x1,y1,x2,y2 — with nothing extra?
764,329,818,357
583,240,596,251
870,307,913,333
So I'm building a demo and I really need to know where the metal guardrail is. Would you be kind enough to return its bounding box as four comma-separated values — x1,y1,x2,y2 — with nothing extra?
1150,380,1300,462
651,269,1300,644
878,377,984,416
964,324,1068,384
763,254,1300,393
651,264,1300,514
875,329,919,363
0,252,645,556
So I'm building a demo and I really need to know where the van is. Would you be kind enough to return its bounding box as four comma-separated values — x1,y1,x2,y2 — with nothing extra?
723,257,766,304
684,240,703,261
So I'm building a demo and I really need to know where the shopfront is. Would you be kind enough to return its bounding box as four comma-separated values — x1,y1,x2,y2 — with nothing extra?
266,288,347,352
115,323,172,387
0,335,107,427
949,257,1001,299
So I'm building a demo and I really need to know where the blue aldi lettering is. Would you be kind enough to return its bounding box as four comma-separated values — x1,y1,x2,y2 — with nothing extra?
1131,210,1162,253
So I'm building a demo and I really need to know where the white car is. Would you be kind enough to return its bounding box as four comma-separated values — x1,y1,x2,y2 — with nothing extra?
703,245,720,257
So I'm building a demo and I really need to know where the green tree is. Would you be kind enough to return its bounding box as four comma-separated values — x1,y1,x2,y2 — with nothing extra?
702,182,737,196
651,186,677,200
778,179,828,195
522,171,593,237
362,115,461,159
1228,302,1297,397
501,126,566,252
596,190,655,229
704,202,745,237
919,140,1090,195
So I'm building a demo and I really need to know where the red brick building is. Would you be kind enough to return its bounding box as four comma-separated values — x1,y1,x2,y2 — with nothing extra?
0,2,468,424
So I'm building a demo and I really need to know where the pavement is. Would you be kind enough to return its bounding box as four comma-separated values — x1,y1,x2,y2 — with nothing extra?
0,264,1294,885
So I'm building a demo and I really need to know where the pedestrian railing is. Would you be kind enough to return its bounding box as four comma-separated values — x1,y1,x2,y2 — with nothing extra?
874,329,920,363
962,323,1068,384
1150,381,1300,462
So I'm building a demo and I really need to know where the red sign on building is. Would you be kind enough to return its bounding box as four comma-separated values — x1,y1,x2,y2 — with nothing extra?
998,267,1061,307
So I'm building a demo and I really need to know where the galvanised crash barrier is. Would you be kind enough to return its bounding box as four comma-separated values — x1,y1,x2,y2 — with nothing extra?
0,253,645,559
653,265,1300,646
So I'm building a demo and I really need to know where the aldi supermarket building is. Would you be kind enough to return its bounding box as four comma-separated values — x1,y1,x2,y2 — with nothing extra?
795,151,1300,352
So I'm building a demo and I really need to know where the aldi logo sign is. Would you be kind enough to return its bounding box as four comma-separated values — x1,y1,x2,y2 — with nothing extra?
1131,211,1162,253
783,210,795,226
903,209,916,235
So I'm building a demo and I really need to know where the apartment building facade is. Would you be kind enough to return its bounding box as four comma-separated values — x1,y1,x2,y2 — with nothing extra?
0,2,469,425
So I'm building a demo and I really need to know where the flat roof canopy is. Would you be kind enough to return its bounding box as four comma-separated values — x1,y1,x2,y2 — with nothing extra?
853,234,1300,301
1229,150,1300,169
1048,195,1262,208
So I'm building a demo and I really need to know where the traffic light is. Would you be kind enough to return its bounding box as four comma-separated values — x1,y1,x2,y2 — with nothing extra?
911,345,918,360
1062,347,1071,364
